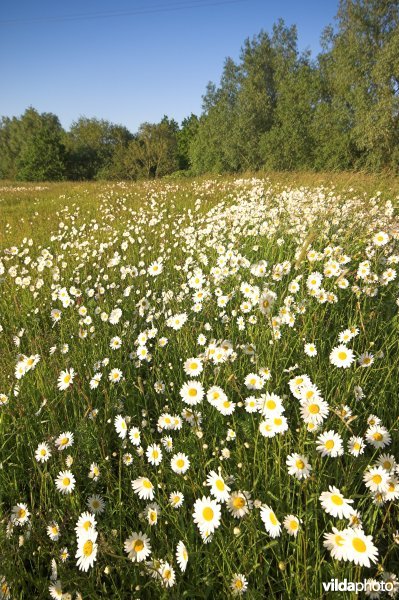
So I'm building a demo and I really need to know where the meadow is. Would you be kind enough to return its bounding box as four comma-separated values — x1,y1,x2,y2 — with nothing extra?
0,173,398,599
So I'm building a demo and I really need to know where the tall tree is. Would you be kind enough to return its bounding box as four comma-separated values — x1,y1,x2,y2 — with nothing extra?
66,117,132,179
0,108,66,181
320,0,399,170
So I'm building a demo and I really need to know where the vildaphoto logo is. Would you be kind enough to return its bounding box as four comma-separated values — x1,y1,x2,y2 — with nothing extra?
322,579,394,593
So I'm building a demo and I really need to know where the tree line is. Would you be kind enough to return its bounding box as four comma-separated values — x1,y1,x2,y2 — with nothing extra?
1,0,398,181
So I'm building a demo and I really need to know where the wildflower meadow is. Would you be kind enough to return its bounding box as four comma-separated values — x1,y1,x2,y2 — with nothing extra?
0,175,398,599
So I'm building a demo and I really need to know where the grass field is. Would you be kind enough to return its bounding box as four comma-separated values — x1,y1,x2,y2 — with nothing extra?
0,174,398,599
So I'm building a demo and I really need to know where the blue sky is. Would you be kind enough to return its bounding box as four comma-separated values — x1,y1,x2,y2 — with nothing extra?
0,0,338,132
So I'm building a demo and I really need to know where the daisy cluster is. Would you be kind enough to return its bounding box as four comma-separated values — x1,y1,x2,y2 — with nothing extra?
0,178,398,598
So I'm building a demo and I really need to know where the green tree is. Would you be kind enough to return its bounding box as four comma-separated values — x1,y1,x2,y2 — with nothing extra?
66,117,132,179
319,0,399,170
0,108,66,181
177,114,199,170
124,120,179,179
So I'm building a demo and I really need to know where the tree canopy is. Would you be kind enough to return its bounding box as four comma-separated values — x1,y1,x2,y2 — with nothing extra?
1,0,398,180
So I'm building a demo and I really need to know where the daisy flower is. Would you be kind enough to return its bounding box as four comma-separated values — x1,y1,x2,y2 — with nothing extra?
146,444,163,466
47,522,60,541
376,453,396,473
230,574,248,595
329,345,354,368
55,431,74,451
76,529,98,572
109,368,123,383
363,467,390,492
171,453,190,474
319,486,354,519
110,336,122,350
180,381,204,406
300,397,329,425
207,386,227,406
323,527,349,561
132,477,155,500
260,505,281,538
55,470,75,494
142,502,159,526
316,431,344,458
160,561,176,587
57,368,75,391
366,425,391,449
344,528,378,567
373,231,389,246
148,261,163,276
286,453,312,480
183,357,203,377
169,491,184,508
48,580,63,600
258,393,284,417
35,442,51,463
129,426,141,446
11,503,30,525
87,494,105,514
348,436,365,456
114,415,128,439
358,352,374,367
206,470,231,503
75,512,96,536
244,373,263,390
124,531,151,562
176,540,188,572
304,342,317,357
227,491,253,519
283,515,300,537
193,496,221,535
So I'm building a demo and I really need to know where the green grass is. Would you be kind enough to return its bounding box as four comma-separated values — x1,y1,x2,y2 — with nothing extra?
0,174,398,599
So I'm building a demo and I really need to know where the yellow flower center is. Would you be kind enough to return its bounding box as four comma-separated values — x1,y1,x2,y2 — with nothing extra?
352,538,366,553
143,479,152,489
325,440,335,450
63,477,70,486
338,351,347,361
215,479,225,491
202,507,214,521
373,433,383,441
188,388,197,397
331,494,343,506
308,404,319,414
269,512,278,526
372,474,382,485
134,540,144,552
176,459,185,468
232,496,245,509
266,400,276,410
335,534,345,547
296,459,305,470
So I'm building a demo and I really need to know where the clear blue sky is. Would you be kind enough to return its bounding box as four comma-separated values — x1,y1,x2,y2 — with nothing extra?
0,0,339,132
